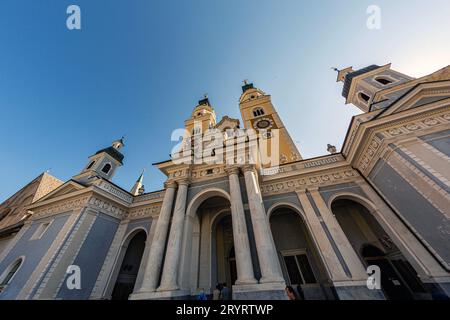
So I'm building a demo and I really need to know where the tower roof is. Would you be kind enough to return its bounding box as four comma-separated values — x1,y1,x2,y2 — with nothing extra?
94,147,124,164
341,65,381,98
130,169,145,196
91,138,125,164
242,82,254,93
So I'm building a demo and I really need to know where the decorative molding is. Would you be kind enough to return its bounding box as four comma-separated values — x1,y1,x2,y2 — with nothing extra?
356,109,450,174
133,191,165,204
261,168,358,196
88,197,127,220
31,196,90,220
128,204,162,220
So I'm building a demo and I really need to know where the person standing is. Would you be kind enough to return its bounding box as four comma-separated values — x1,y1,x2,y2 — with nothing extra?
197,288,207,300
213,284,221,300
221,282,230,300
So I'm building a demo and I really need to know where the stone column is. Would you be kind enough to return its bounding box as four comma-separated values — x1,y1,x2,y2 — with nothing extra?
226,166,257,285
295,189,349,281
309,187,367,280
158,179,189,291
137,181,177,293
242,165,284,284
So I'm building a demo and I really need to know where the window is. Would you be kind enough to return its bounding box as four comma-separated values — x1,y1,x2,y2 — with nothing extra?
102,163,112,174
283,253,316,285
86,161,95,169
252,107,265,117
375,77,393,85
0,258,23,291
30,221,51,240
262,131,273,139
358,92,370,103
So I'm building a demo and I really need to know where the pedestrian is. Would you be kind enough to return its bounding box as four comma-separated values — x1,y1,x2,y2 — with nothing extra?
213,284,221,300
197,288,207,300
221,282,230,300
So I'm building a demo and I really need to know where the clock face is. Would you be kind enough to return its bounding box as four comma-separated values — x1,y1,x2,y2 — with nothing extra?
256,120,271,129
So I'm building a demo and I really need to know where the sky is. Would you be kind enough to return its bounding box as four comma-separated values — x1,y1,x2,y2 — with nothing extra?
0,0,449,202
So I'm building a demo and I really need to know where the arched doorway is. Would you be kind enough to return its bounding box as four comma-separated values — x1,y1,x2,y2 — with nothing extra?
331,198,428,300
179,189,235,296
111,230,146,300
213,214,237,291
269,206,333,300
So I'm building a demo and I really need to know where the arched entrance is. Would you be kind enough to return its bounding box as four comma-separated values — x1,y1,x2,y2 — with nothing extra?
269,205,333,300
179,188,234,296
331,198,428,300
111,230,147,300
213,214,237,291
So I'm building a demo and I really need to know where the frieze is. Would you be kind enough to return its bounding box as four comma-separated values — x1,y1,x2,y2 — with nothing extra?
128,204,162,219
31,196,90,220
261,169,358,196
88,196,128,219
191,166,226,180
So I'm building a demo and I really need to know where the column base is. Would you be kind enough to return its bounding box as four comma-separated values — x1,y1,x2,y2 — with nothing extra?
235,278,258,285
259,276,286,285
232,282,288,300
129,289,190,300
157,285,179,292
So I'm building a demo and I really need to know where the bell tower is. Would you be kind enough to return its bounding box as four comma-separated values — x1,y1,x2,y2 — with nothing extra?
239,81,301,165
337,64,414,112
72,138,125,184
185,95,217,135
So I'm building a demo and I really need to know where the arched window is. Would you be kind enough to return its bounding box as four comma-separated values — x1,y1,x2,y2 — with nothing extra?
86,161,95,170
359,92,370,103
375,77,393,85
252,107,265,117
0,258,23,290
192,127,201,135
102,163,112,174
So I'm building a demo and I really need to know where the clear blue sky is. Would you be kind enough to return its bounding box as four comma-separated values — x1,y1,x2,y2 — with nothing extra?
1,0,449,202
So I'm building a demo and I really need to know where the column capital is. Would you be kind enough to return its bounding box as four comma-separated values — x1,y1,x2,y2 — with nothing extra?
164,180,178,189
176,178,190,186
224,165,240,176
295,188,307,195
242,164,256,173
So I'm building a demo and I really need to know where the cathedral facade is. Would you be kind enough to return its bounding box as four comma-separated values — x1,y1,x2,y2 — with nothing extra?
0,63,449,300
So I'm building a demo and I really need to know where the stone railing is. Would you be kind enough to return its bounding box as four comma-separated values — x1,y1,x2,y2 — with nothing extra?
96,180,133,204
133,190,165,204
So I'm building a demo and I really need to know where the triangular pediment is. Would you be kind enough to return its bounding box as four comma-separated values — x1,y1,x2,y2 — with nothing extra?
35,180,87,203
378,79,450,117
215,116,240,131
